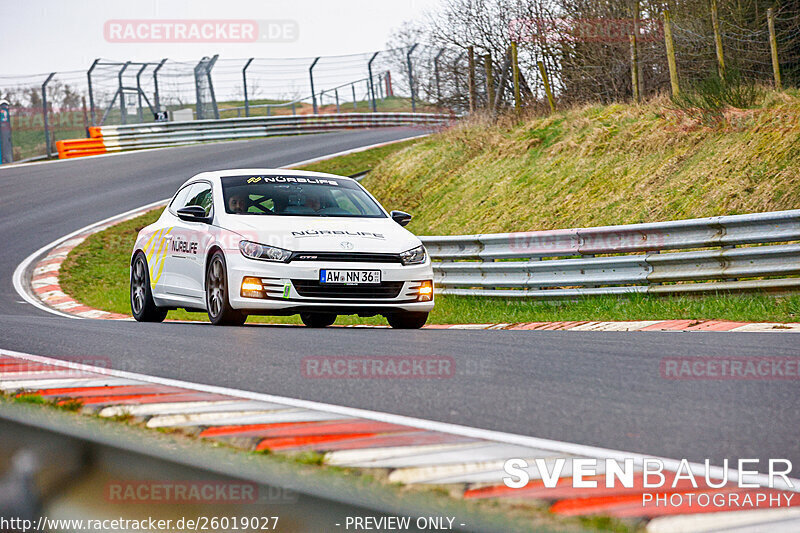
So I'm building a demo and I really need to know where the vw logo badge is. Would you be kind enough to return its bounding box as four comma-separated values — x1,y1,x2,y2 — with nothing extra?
340,241,354,250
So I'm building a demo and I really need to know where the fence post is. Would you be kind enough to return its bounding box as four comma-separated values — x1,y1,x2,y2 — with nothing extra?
352,83,357,111
42,73,55,157
468,46,476,112
483,53,494,110
87,59,99,127
663,10,679,97
0,99,12,163
493,48,512,110
538,61,556,113
242,58,254,117
511,42,521,113
630,34,640,102
368,51,379,112
406,43,419,112
309,57,320,114
711,0,725,79
335,88,340,113
453,52,464,106
768,8,782,90
193,58,205,119
153,58,166,113
136,64,147,122
206,54,219,119
434,48,445,103
118,62,130,125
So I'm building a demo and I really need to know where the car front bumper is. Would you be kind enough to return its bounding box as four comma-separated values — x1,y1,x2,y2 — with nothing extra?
226,252,435,315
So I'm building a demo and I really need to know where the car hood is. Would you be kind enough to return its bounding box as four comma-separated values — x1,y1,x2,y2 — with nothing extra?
218,215,422,254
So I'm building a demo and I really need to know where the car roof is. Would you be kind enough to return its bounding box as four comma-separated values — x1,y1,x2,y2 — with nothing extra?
179,168,356,189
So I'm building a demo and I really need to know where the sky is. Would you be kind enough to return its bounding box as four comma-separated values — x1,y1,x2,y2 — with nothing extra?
1,0,440,77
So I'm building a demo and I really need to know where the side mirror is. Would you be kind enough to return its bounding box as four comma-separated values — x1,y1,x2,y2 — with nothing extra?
390,210,412,227
176,205,210,223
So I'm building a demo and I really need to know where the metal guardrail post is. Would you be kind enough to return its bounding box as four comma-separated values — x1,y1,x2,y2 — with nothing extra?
242,58,254,117
406,43,419,113
41,73,56,158
87,59,99,127
309,57,320,114
368,51,379,112
153,59,167,113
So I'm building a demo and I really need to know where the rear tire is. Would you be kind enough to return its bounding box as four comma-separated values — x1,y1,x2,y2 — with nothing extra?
206,251,247,326
386,312,428,329
130,252,167,323
300,312,337,328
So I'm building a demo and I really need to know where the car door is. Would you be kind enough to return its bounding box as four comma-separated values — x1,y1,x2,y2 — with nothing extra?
162,182,214,301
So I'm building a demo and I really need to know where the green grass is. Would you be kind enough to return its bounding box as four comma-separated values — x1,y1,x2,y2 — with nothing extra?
9,392,83,412
361,92,800,236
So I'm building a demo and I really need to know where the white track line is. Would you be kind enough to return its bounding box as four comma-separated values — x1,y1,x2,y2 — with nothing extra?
12,198,170,319
2,347,797,492
11,136,428,320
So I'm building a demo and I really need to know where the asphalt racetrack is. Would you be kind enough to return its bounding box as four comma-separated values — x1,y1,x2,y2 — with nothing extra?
1,128,798,476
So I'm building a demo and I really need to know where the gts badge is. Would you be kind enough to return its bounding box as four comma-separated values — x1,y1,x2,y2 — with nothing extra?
170,238,198,255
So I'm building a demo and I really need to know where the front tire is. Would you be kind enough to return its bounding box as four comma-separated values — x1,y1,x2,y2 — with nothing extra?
206,251,246,326
386,312,429,329
130,252,167,323
300,312,337,328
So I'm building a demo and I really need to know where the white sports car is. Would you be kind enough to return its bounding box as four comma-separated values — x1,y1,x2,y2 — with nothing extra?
130,169,434,328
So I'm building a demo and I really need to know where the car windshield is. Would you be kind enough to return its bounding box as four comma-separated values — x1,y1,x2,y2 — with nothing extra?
221,175,386,218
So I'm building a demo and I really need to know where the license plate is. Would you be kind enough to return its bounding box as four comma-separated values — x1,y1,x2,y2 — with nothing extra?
319,269,381,285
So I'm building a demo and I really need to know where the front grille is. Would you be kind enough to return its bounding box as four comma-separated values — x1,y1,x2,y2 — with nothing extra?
292,280,404,299
289,251,402,263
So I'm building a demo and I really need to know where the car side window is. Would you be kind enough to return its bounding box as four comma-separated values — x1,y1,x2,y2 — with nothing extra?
183,183,214,217
169,184,194,212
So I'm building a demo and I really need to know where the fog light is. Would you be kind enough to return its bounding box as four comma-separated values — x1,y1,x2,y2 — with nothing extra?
418,280,433,301
241,276,265,298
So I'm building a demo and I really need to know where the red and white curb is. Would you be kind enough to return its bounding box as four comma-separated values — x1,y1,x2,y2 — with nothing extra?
1,348,798,532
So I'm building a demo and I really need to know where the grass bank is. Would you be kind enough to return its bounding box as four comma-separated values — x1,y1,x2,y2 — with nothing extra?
362,91,800,236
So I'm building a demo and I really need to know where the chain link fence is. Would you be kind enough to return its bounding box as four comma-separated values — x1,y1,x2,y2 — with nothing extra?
0,47,451,161
2,3,798,162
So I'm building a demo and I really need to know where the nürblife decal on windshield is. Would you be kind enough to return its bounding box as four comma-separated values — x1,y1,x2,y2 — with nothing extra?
291,230,385,239
239,175,339,186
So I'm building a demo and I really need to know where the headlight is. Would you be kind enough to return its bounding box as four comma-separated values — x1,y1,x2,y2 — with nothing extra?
239,240,292,263
399,245,427,265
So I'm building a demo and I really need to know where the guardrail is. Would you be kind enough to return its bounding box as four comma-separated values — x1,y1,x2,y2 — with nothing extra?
55,112,453,158
419,210,800,298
